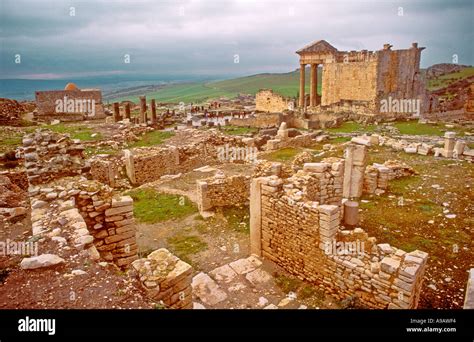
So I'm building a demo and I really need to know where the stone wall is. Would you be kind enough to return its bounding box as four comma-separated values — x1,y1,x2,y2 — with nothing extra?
29,178,139,268
322,61,378,109
318,44,426,117
196,172,250,212
124,134,249,186
131,248,193,309
230,112,283,128
256,89,295,113
35,89,105,121
264,122,317,151
250,171,428,309
364,160,416,195
22,129,89,185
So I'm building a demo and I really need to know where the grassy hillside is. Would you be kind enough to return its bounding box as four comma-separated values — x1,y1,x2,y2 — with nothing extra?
108,69,321,104
427,67,474,91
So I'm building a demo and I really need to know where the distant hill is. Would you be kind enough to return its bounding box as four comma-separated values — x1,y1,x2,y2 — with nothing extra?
425,63,472,78
426,65,474,91
107,64,473,104
107,68,319,104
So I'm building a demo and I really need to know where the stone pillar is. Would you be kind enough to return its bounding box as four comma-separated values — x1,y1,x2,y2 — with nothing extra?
124,103,131,120
443,131,456,158
250,178,263,256
299,64,306,108
310,64,318,107
139,96,147,124
343,201,359,226
124,149,136,185
113,102,120,122
276,122,289,140
343,144,367,198
318,204,340,246
150,99,157,125
453,140,465,158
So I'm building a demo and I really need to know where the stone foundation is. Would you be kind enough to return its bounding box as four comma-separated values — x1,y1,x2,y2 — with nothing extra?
131,248,193,309
196,172,250,212
250,172,428,308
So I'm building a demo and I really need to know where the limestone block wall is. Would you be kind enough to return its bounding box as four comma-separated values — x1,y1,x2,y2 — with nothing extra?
124,135,249,185
375,47,425,113
250,173,428,309
264,132,316,151
89,156,120,188
131,248,193,309
74,189,138,268
322,61,378,108
196,173,250,212
22,129,89,185
230,112,283,128
29,178,139,268
256,89,295,112
364,160,417,195
35,89,105,120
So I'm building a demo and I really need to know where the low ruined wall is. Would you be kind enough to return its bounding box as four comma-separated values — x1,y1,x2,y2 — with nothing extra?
250,166,428,309
364,160,416,195
264,132,316,151
22,129,89,185
230,112,282,128
256,89,295,113
125,134,249,186
131,248,193,309
196,173,250,211
29,178,138,268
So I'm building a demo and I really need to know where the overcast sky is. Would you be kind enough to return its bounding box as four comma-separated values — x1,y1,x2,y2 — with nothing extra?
0,0,473,79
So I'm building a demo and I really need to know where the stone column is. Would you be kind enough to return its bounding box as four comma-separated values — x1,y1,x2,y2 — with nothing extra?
453,140,465,158
299,64,306,108
150,99,157,125
139,96,147,124
343,144,367,198
343,201,359,226
113,102,120,122
250,178,263,257
443,131,456,158
124,103,131,120
124,149,136,185
310,64,318,107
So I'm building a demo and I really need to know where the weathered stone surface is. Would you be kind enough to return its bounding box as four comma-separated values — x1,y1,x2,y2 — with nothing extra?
191,272,228,306
20,254,65,269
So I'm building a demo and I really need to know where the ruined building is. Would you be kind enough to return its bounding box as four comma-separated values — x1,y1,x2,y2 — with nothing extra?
35,83,105,121
296,40,426,117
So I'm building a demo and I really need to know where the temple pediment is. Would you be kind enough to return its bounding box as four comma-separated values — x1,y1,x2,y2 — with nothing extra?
296,40,338,55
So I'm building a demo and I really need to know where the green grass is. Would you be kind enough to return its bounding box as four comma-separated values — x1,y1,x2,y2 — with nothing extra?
127,189,197,223
393,121,444,136
128,130,174,148
427,67,474,91
326,121,376,134
108,69,320,104
43,123,102,141
264,147,300,162
222,206,250,233
0,135,23,153
167,234,207,264
220,125,258,136
273,273,301,294
329,136,352,143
